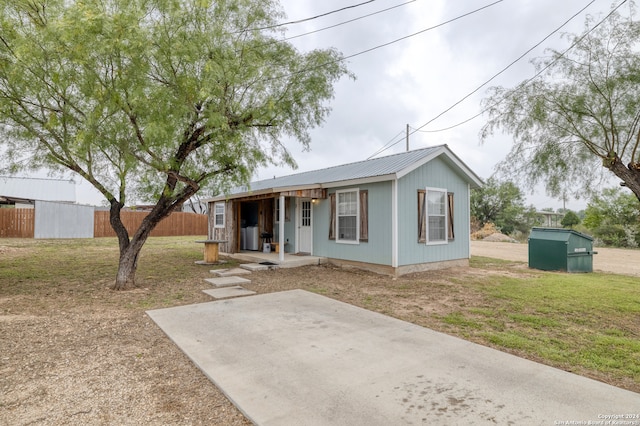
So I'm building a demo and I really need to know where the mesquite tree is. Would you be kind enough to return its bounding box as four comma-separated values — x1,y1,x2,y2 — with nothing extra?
481,5,640,202
0,0,350,289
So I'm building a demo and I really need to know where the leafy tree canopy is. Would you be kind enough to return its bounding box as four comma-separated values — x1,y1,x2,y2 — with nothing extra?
560,210,580,229
471,177,536,235
481,3,640,202
583,187,640,247
583,187,640,229
0,0,351,289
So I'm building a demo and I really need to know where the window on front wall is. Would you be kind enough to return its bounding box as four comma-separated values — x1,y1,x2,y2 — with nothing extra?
427,189,446,243
328,189,368,243
214,202,225,228
337,189,358,242
418,189,454,244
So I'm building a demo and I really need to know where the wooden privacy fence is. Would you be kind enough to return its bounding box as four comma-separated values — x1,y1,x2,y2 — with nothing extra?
0,208,206,238
0,208,35,238
94,211,208,237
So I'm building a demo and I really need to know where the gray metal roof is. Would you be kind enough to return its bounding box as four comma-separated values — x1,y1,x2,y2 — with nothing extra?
0,176,76,203
215,144,482,200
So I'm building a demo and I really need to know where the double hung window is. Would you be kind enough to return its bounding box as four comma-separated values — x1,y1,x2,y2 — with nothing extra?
418,188,454,244
213,202,225,228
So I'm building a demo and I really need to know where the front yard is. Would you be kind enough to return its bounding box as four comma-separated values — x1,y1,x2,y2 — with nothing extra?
1,237,638,424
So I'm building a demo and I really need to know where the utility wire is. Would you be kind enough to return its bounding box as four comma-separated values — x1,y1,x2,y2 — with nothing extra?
368,0,619,159
250,1,416,52
243,0,377,33
261,0,504,84
408,0,596,135
343,0,503,62
281,1,416,43
367,130,406,160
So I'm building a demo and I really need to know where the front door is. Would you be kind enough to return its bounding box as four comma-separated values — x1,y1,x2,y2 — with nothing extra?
297,198,312,254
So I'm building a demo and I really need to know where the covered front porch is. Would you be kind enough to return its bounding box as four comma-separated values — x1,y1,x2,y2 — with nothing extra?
209,187,327,263
223,250,326,268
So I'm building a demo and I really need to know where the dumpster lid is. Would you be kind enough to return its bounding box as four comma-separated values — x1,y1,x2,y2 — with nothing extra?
529,227,593,242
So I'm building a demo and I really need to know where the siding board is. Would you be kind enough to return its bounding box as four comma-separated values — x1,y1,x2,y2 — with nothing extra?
397,156,470,265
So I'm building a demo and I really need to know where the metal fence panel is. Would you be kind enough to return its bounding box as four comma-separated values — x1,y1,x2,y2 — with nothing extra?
34,201,94,239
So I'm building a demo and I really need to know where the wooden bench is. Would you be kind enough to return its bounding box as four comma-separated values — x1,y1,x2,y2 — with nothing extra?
195,240,228,264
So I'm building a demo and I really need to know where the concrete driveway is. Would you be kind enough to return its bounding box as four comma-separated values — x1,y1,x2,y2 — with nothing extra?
147,290,639,425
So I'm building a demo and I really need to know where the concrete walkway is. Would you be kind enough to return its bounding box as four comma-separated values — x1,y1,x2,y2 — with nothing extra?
148,290,639,425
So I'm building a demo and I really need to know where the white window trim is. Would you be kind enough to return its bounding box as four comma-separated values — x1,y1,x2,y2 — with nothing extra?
425,187,448,246
213,202,225,228
275,198,280,223
336,188,359,245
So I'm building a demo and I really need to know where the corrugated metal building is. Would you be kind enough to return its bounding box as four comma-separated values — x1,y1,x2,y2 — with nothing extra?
0,176,76,206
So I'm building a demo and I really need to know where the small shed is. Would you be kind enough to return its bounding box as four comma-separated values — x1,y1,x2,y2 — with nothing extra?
207,145,483,276
528,227,595,273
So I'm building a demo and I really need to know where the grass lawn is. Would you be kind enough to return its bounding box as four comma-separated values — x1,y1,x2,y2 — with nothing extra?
1,238,638,394
447,257,640,389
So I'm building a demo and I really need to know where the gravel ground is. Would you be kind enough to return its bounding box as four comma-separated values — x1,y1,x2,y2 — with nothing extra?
471,240,640,276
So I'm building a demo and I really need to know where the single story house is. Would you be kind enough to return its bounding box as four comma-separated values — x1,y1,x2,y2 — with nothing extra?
207,145,483,276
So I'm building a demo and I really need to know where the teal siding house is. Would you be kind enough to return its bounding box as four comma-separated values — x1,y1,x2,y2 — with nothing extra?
208,145,483,276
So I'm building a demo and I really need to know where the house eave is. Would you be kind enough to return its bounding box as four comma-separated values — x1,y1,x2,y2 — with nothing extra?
320,174,397,189
207,175,398,203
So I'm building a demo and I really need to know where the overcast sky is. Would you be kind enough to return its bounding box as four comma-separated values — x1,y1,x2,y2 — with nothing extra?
249,0,631,211
67,0,630,208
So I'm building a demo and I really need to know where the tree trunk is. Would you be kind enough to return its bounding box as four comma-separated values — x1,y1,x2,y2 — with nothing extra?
110,195,192,290
607,157,640,202
111,211,160,291
114,244,140,291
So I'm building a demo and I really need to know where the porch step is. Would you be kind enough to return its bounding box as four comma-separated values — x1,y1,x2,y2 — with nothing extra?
202,286,256,299
204,276,251,288
211,268,252,277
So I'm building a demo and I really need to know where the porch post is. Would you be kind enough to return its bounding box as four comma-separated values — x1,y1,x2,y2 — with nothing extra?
279,194,285,262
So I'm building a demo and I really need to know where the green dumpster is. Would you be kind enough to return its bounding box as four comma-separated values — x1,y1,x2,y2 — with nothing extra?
528,227,596,273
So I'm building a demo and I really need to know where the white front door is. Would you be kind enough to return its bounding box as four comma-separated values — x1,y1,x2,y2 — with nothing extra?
297,199,312,254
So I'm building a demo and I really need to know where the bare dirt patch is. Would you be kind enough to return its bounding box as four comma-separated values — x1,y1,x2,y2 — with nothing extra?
471,240,640,276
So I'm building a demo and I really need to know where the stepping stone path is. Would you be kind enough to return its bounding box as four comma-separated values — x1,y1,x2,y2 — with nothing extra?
203,263,272,299
204,276,251,287
211,268,252,277
202,286,256,299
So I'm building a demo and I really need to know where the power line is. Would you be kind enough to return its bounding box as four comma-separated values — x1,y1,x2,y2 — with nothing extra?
251,1,417,53
280,1,416,44
343,0,503,62
367,0,619,159
408,0,596,135
243,0,377,33
366,130,406,159
261,0,504,84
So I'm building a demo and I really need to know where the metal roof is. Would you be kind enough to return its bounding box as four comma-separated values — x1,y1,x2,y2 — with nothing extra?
213,145,482,200
0,176,76,203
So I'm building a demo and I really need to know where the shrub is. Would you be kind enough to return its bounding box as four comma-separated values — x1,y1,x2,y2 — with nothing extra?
594,224,626,247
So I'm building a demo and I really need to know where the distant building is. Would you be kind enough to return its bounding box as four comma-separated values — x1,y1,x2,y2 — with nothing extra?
0,176,76,207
